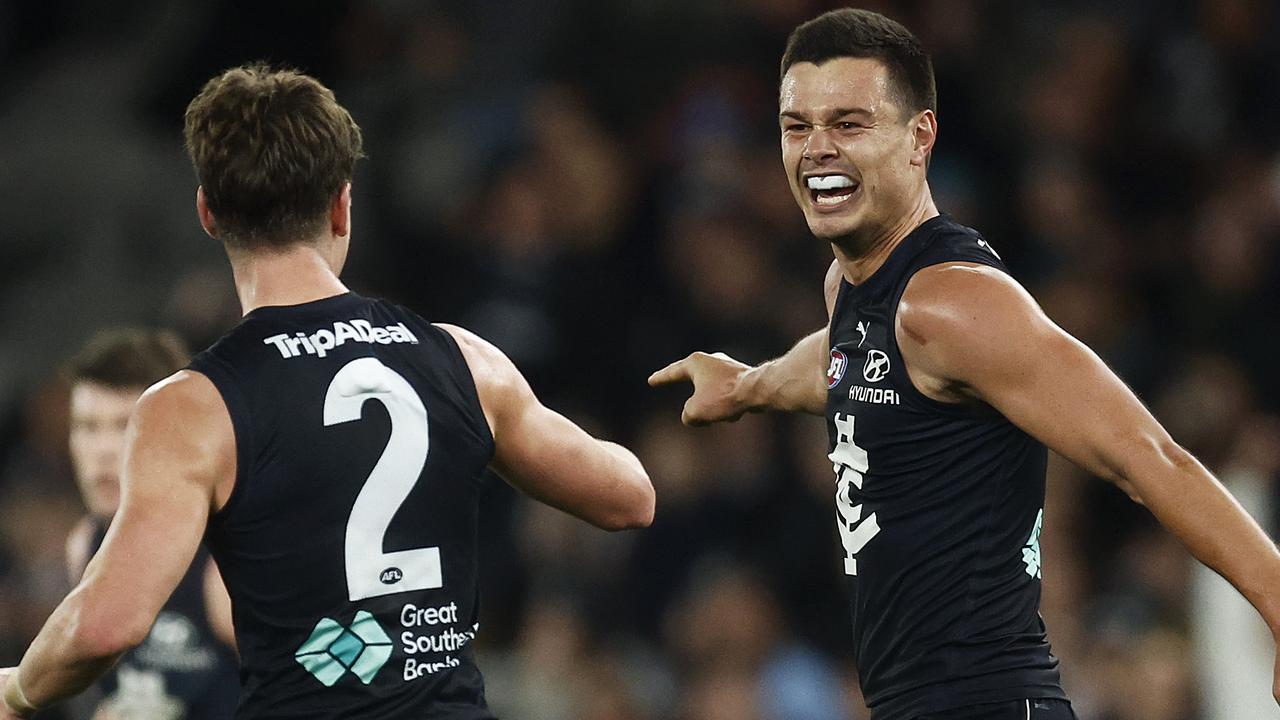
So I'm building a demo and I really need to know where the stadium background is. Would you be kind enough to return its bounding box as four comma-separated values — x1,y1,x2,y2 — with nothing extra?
1,0,1278,718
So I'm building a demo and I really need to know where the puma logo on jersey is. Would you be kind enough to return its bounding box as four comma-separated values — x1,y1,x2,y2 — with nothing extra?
263,320,419,359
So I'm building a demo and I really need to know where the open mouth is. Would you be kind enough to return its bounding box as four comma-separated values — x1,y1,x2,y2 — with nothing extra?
805,174,860,208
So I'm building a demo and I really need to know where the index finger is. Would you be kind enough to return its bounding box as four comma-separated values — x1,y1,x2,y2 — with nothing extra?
647,358,692,387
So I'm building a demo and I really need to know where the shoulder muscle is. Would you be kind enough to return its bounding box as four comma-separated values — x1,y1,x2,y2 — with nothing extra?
129,370,235,511
898,262,1052,401
434,323,524,436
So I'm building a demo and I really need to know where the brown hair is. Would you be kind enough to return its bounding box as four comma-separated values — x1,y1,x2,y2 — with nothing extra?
781,8,936,119
183,63,364,249
67,328,191,390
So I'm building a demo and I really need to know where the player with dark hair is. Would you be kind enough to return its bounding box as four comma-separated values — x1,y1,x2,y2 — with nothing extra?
651,8,1280,719
1,64,654,719
65,328,240,719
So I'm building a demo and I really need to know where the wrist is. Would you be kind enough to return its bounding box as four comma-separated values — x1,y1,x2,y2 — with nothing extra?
732,364,766,414
2,669,38,718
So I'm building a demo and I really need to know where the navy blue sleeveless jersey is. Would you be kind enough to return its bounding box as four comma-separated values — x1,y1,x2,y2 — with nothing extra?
825,216,1067,719
188,292,497,719
89,523,240,719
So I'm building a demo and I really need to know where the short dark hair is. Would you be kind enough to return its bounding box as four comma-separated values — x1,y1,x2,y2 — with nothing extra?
183,63,364,249
780,8,936,117
67,329,190,390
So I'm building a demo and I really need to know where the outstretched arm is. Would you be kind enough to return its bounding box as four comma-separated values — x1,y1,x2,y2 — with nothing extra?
1,372,231,718
899,262,1280,705
647,260,842,424
439,324,654,531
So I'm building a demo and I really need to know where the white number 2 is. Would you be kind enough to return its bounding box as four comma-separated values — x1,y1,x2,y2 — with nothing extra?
324,357,442,601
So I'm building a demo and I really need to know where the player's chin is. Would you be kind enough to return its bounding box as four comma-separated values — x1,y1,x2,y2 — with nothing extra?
805,213,861,242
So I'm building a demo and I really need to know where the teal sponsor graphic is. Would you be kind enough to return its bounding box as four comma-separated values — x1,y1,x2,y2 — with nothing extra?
295,611,393,686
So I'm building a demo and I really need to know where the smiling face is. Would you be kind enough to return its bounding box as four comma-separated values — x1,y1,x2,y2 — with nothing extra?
780,57,934,252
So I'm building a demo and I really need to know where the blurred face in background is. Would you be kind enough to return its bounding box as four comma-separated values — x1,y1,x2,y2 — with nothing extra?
779,57,933,253
69,382,142,520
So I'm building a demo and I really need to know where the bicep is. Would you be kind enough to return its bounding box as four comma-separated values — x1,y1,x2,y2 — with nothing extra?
905,265,1172,487
490,398,611,505
973,323,1170,484
440,323,645,525
82,464,210,624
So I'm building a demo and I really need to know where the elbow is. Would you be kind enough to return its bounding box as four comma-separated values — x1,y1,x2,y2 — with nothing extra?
1103,435,1200,507
70,595,151,661
599,471,656,531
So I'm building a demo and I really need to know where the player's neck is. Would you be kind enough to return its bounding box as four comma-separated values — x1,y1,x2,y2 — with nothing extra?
834,191,938,286
229,243,349,315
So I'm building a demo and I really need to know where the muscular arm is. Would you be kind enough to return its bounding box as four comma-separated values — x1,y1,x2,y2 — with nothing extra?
899,264,1280,687
2,372,231,717
647,260,841,423
439,324,654,531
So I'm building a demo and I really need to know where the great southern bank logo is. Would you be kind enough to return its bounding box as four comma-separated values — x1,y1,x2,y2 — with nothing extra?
827,349,849,389
295,611,393,687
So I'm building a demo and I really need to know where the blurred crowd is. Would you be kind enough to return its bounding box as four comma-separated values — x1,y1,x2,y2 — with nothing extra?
2,0,1279,718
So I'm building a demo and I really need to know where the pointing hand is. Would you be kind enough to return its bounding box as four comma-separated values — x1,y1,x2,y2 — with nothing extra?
648,352,752,426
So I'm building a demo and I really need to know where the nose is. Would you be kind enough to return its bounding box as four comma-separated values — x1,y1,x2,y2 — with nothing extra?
86,431,120,467
803,126,838,163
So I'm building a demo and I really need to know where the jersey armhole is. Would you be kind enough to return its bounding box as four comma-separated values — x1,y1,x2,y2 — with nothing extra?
186,357,254,524
429,324,497,461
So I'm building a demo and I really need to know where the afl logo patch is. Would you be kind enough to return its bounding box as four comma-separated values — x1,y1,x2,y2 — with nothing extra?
380,567,403,585
827,349,849,389
863,349,891,382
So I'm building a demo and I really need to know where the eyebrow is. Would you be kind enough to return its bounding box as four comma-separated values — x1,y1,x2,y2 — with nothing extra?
779,107,874,123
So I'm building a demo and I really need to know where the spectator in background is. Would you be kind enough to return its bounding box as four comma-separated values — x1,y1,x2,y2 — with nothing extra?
64,329,239,720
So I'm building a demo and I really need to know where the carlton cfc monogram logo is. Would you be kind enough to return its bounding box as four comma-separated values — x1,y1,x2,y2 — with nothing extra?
827,349,848,389
863,350,891,382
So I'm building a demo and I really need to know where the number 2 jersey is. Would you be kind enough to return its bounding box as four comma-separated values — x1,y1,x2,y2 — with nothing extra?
188,292,497,719
825,216,1068,719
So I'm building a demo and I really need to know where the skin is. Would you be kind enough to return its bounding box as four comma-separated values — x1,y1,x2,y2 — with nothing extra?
649,56,1280,705
65,382,237,650
68,383,137,519
2,181,654,717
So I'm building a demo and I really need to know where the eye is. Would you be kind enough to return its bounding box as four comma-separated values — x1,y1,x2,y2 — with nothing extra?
783,122,811,133
837,121,864,131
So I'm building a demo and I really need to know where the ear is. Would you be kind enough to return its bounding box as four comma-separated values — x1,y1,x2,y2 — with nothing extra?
196,187,219,239
331,183,352,239
910,109,938,167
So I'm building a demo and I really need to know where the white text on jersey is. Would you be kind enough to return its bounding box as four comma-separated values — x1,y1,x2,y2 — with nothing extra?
849,385,900,405
263,320,419,359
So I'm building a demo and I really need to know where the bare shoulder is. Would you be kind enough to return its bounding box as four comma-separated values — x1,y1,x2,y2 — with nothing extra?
136,370,227,425
434,324,525,431
130,370,236,502
434,324,519,388
898,262,1055,385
